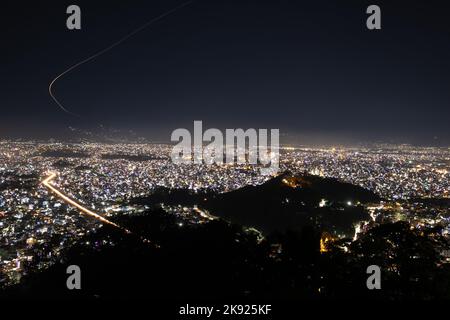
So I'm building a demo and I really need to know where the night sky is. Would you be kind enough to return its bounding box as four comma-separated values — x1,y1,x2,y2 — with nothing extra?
2,0,450,144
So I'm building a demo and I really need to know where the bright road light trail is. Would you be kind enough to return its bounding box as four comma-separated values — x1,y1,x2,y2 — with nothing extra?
49,0,194,117
42,172,130,233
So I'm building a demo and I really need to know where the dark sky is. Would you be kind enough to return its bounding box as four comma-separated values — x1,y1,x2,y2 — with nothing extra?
2,0,450,144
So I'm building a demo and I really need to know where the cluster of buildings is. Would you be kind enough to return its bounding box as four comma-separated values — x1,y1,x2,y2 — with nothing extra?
280,144,449,200
0,140,449,286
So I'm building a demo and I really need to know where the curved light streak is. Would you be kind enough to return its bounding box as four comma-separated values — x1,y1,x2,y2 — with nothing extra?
42,172,159,247
49,0,194,116
42,172,129,232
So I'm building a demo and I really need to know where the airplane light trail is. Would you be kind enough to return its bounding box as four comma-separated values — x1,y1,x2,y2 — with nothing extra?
42,172,130,233
49,0,194,117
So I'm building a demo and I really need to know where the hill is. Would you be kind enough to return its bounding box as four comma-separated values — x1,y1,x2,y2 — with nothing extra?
201,172,380,236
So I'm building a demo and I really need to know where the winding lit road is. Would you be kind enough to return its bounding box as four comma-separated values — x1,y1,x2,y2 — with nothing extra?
42,172,130,233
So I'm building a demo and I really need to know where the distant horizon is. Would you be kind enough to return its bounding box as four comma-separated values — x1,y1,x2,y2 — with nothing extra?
2,127,448,148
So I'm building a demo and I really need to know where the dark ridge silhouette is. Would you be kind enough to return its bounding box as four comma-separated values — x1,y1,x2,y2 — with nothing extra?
129,173,380,236
201,172,380,236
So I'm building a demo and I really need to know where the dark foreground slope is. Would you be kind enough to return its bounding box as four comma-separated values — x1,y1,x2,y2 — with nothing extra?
2,174,448,300
2,212,449,300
